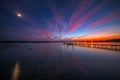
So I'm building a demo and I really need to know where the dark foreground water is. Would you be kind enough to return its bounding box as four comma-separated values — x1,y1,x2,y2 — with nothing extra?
0,43,120,80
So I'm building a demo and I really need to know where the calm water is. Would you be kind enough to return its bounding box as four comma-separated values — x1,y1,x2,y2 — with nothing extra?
0,43,120,80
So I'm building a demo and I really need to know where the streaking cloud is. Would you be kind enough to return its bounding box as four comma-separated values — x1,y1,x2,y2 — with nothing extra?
0,0,120,41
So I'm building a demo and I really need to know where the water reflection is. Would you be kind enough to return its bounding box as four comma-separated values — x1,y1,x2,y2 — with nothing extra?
12,62,20,80
0,43,120,80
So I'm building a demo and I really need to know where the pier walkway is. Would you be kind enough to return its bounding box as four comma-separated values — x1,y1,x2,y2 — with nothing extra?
64,42,120,51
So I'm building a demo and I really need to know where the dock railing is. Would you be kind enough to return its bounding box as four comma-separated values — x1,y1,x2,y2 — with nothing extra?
64,41,120,51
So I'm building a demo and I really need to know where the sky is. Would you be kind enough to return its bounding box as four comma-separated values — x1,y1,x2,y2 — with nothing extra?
0,0,120,41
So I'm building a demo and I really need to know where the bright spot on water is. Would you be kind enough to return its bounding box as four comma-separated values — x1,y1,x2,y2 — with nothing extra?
12,62,21,80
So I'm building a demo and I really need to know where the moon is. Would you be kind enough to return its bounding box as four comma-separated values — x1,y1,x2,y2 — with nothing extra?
17,13,22,17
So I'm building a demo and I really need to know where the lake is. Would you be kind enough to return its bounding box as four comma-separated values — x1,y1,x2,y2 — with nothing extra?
0,43,120,80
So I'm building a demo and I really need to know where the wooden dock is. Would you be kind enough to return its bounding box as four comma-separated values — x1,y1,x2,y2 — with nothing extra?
64,42,120,51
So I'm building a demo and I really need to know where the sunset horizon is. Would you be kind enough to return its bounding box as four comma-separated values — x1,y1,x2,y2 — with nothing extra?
0,0,120,80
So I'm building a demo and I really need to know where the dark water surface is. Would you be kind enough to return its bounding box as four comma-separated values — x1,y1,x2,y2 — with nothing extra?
0,43,120,80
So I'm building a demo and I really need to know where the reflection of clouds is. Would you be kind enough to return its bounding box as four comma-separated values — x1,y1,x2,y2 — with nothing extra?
12,62,21,80
66,53,88,75
1,43,120,79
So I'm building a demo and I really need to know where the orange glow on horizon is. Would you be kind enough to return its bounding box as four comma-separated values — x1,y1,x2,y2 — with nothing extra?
64,32,120,41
